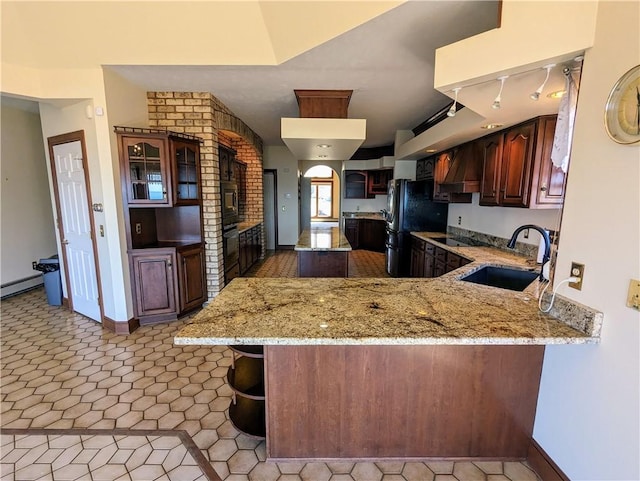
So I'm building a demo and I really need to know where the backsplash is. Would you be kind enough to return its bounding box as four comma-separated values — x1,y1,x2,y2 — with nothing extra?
447,226,540,259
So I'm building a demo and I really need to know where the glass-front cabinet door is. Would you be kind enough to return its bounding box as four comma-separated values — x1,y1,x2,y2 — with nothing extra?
122,136,170,205
172,140,200,205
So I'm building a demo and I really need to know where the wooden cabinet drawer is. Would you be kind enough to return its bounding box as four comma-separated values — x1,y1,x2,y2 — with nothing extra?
434,247,447,263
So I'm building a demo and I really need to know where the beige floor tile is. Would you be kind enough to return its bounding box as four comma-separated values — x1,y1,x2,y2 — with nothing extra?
474,461,503,474
453,462,486,481
503,462,539,481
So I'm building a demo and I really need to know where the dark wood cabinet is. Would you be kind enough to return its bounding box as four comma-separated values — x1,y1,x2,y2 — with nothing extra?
529,116,566,208
500,121,536,207
343,218,384,252
131,250,178,319
479,133,504,206
416,157,435,181
219,144,236,182
117,128,202,207
409,235,471,278
239,224,263,275
409,237,425,277
344,170,367,199
177,245,206,312
433,152,453,203
298,251,349,277
120,134,170,206
172,140,200,205
366,169,392,196
344,219,359,249
479,116,562,208
116,127,206,327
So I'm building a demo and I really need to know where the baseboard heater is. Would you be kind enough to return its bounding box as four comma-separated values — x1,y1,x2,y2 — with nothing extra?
1,274,43,299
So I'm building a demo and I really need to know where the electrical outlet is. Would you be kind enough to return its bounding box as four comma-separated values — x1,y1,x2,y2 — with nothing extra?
457,216,462,225
135,223,142,235
627,279,640,310
569,262,585,290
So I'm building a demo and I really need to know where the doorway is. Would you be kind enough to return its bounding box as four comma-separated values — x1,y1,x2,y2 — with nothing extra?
302,165,340,229
47,131,103,322
263,169,278,250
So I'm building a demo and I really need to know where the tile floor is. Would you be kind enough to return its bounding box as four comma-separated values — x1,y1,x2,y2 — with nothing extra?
1,250,541,481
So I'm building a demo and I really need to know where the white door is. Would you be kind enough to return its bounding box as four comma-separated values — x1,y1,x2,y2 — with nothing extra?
52,140,101,321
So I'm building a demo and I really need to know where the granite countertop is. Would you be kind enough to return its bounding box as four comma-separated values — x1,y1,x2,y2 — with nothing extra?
343,212,385,221
295,227,352,252
237,221,261,233
175,234,602,346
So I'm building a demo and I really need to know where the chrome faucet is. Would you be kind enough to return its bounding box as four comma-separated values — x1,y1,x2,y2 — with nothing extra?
507,224,551,281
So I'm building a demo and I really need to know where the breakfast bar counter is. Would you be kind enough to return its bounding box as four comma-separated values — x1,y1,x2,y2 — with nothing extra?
175,245,602,461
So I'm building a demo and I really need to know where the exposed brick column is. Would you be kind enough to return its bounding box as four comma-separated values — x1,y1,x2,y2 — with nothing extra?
147,91,264,300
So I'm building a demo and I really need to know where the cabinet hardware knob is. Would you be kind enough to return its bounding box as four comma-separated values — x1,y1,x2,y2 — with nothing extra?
167,262,172,267
540,185,548,192
62,240,69,245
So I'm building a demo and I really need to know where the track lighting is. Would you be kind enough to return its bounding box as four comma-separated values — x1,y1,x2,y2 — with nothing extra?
530,64,555,101
447,88,461,117
492,76,508,109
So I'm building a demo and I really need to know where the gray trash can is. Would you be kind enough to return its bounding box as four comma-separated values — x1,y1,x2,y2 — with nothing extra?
33,255,62,306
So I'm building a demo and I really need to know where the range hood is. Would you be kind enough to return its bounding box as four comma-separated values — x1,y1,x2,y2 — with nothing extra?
281,90,366,161
440,142,482,193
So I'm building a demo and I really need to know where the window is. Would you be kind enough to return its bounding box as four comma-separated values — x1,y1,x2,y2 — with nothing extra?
311,181,333,218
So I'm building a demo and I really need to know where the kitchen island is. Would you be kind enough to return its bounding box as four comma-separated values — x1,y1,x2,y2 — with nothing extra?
294,226,351,277
175,242,602,461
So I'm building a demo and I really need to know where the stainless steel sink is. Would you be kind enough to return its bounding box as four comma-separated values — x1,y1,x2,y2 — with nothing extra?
460,266,538,291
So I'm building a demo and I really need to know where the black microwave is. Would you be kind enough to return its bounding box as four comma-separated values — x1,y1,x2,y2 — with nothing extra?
221,181,238,226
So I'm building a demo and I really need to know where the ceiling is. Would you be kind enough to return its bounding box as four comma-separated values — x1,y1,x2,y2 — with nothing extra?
108,1,501,150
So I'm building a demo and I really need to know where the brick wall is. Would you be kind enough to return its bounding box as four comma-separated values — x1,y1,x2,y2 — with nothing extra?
147,92,263,299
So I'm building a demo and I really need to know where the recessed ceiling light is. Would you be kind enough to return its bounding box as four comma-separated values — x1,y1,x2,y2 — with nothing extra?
481,123,504,130
317,144,332,148
425,149,437,153
547,90,566,99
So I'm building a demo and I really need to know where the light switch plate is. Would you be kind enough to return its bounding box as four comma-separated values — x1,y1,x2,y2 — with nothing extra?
626,279,640,310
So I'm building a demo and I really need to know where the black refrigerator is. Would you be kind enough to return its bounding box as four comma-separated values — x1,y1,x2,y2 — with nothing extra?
384,178,448,277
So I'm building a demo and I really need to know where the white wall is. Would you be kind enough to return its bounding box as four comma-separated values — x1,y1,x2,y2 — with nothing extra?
341,195,387,213
0,99,57,295
448,194,562,247
263,146,299,246
533,2,640,480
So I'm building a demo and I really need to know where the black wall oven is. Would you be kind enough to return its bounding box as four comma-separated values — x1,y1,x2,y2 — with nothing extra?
221,181,238,227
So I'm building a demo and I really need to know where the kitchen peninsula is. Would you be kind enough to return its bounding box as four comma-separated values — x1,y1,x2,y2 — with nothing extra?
294,226,351,277
175,241,601,461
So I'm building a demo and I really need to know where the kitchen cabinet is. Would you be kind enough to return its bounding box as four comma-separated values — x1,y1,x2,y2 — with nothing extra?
409,236,470,278
409,237,426,277
433,151,452,202
117,127,206,329
130,249,178,319
344,171,367,199
239,224,263,275
219,144,236,182
177,245,206,312
344,219,360,249
478,132,504,206
415,157,435,181
227,345,265,438
366,169,393,196
479,115,563,208
342,218,385,252
117,127,201,207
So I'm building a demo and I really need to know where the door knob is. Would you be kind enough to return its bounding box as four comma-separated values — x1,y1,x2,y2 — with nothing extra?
62,240,69,245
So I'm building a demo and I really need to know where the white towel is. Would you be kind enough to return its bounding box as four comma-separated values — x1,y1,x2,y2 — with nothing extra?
551,71,578,173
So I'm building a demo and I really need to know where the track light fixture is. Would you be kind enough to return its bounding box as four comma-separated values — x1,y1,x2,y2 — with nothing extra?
530,64,556,101
492,76,508,109
447,88,462,117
